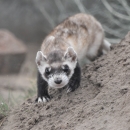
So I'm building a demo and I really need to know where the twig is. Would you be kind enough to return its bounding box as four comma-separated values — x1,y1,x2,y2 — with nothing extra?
101,10,129,30
117,0,122,4
74,0,88,13
120,0,130,16
33,1,55,28
112,3,126,12
103,25,123,38
54,0,65,13
101,0,130,21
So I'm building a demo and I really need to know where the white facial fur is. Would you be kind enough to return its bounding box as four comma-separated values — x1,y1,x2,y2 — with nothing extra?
63,61,77,79
35,47,77,89
48,73,69,88
35,51,49,82
63,47,77,79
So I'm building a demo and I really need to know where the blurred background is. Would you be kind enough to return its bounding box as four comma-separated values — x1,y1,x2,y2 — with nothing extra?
0,0,130,108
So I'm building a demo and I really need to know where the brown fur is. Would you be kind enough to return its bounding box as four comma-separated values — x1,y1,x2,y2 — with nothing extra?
41,13,110,66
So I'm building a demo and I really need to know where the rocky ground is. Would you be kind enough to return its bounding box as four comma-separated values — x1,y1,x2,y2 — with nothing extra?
1,32,130,130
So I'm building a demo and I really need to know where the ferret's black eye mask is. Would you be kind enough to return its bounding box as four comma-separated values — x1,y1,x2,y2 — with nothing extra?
62,65,69,72
62,64,71,75
45,67,51,75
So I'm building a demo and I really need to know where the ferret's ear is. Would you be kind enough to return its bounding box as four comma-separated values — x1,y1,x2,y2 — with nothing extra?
35,51,47,66
64,47,77,62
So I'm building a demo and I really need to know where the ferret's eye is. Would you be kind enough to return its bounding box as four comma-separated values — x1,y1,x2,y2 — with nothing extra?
62,65,69,72
45,67,51,75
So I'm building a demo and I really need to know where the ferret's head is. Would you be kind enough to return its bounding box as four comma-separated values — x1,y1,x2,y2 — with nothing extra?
36,47,77,88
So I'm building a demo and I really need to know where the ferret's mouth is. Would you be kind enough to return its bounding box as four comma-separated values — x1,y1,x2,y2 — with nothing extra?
49,83,67,89
48,76,69,89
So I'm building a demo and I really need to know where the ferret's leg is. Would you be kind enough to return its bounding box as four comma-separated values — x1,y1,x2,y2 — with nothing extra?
102,39,111,54
80,58,92,67
35,71,50,103
67,63,81,93
86,32,104,61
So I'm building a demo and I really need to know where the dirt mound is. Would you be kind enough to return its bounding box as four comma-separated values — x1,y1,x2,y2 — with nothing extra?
1,32,130,130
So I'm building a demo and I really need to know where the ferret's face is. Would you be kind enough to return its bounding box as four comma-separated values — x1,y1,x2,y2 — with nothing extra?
39,63,71,88
36,47,77,88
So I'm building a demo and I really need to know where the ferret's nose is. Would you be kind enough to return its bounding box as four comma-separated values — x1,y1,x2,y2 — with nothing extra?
55,78,62,84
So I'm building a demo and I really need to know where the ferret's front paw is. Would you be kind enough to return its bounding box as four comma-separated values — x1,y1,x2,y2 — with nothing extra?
35,96,50,103
67,87,73,93
67,80,80,93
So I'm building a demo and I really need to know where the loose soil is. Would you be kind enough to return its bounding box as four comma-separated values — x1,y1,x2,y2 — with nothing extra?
1,32,130,130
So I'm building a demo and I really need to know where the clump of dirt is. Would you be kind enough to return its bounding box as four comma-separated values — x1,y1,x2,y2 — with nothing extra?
1,32,130,130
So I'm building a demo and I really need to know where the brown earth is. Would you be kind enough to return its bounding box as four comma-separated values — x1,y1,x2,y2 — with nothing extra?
1,32,130,130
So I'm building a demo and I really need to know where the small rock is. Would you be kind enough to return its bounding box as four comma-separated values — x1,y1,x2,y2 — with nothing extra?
0,29,27,74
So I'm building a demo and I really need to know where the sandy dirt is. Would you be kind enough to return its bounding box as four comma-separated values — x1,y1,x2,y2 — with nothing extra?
1,32,130,130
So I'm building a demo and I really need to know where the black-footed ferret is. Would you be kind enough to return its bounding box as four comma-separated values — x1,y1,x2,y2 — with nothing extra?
35,13,111,103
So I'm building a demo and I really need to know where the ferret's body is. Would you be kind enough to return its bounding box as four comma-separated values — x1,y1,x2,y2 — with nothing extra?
35,13,111,103
41,13,110,66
